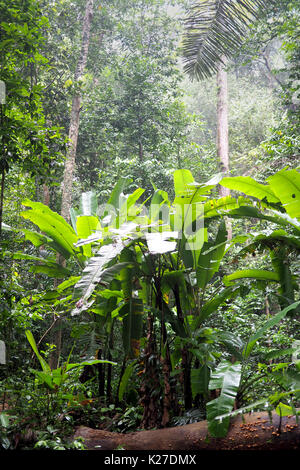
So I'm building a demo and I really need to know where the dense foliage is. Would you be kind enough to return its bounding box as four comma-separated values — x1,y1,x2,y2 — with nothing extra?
0,0,299,451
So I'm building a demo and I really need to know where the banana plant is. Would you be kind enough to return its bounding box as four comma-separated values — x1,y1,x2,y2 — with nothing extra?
17,168,300,431
217,169,300,314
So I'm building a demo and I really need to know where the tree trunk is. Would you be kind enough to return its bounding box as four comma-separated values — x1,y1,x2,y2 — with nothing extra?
140,313,161,429
217,58,229,186
73,410,300,451
173,285,192,409
217,57,232,239
49,1,94,369
0,169,5,237
60,0,94,222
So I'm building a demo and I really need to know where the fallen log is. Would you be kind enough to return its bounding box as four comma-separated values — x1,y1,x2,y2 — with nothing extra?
74,410,300,451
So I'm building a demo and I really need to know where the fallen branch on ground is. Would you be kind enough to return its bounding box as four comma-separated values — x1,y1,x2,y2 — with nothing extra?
73,410,300,451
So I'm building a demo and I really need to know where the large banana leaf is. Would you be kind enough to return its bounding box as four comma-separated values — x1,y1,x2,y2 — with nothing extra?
75,216,101,257
172,170,219,268
119,248,144,359
219,170,300,222
173,169,219,206
236,230,300,256
121,298,144,359
107,176,132,210
267,169,300,219
21,200,79,260
22,229,52,248
226,205,300,233
206,361,242,437
196,220,227,289
72,239,129,314
223,269,279,286
220,176,280,203
26,330,50,373
270,245,296,310
191,365,210,398
204,195,245,218
149,189,170,221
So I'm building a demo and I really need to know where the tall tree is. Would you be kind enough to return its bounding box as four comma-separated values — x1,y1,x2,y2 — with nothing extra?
49,0,94,369
216,57,229,196
60,0,94,223
181,0,268,237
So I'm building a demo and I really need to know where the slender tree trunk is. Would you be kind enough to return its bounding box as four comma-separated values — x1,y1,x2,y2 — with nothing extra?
42,183,50,207
0,169,5,237
217,58,229,187
106,323,114,403
173,285,192,410
140,312,161,429
97,348,105,398
49,1,94,369
217,57,232,239
60,0,94,222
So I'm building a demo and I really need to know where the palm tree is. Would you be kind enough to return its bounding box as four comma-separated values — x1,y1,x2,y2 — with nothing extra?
181,0,267,80
181,0,267,239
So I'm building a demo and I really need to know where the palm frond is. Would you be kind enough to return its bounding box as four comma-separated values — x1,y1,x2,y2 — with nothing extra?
181,0,267,80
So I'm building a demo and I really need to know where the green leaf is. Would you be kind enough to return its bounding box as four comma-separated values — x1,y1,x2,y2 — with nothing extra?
270,245,296,310
25,330,50,373
223,269,279,286
56,276,81,293
216,331,244,360
72,239,129,312
30,263,71,278
191,365,210,398
182,0,267,80
204,195,242,218
150,189,170,221
206,361,242,437
65,359,117,372
275,402,294,417
107,177,132,209
76,216,101,257
192,286,240,327
267,169,300,219
196,220,227,289
21,200,78,259
243,301,300,359
220,176,280,203
173,169,195,197
118,361,137,401
32,370,54,389
121,298,144,359
22,229,52,248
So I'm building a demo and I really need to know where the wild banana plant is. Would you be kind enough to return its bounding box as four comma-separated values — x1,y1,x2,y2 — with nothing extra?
217,169,300,314
16,168,300,434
